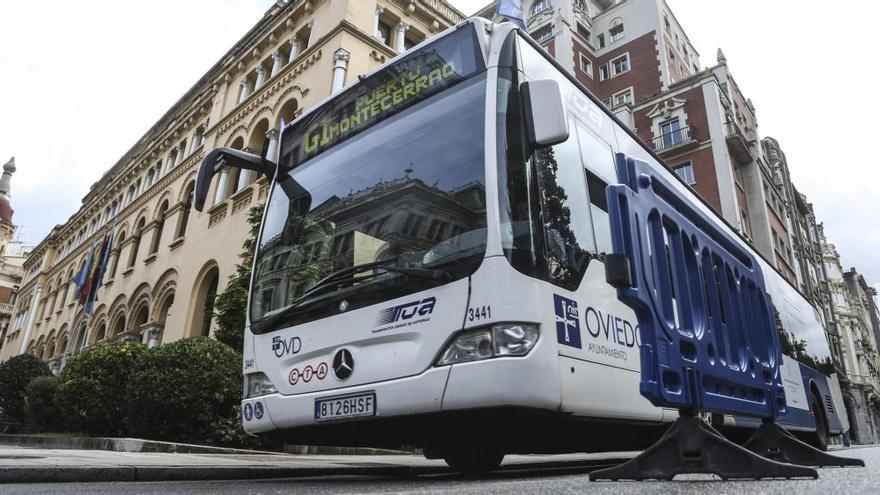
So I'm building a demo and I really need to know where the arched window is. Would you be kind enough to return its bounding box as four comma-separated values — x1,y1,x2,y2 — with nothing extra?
128,219,146,268
201,276,218,337
135,305,149,334
178,183,194,238
150,201,169,254
94,323,106,343
190,265,219,337
530,0,551,16
609,18,625,42
67,267,78,304
112,315,126,339
74,323,87,352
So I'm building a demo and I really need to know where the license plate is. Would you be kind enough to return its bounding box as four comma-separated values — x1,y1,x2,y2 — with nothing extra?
314,392,376,421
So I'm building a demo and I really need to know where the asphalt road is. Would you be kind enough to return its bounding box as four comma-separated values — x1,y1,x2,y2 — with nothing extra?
2,446,875,495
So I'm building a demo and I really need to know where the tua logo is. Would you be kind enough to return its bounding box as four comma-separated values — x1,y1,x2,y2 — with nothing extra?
554,294,582,349
272,336,302,358
375,297,437,326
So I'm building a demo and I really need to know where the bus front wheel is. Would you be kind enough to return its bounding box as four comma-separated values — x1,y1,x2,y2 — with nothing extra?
443,450,505,476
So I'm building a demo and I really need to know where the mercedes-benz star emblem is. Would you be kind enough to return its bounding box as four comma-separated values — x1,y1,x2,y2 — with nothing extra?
332,349,354,381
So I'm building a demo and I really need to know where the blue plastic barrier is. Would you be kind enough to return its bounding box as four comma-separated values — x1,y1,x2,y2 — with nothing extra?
605,154,786,419
590,154,858,480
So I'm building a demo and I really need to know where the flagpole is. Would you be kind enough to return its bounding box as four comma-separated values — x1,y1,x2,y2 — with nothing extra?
58,235,99,371
58,211,120,372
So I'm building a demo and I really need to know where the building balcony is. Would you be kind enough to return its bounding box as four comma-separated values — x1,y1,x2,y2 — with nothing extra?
0,303,13,315
652,126,698,155
724,120,753,164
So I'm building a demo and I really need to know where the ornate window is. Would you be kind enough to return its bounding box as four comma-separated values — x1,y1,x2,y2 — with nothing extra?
530,0,552,16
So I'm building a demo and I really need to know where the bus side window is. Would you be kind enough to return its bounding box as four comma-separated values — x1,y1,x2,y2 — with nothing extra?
585,170,613,255
533,119,597,288
575,121,617,185
574,120,616,254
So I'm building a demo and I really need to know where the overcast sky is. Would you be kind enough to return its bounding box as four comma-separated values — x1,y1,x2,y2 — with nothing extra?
1,1,876,288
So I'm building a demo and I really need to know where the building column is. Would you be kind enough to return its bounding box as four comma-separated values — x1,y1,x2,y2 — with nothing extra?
213,168,230,205
146,325,162,348
270,50,284,78
265,128,280,163
17,287,41,355
331,49,350,94
175,143,185,165
373,6,384,39
238,79,250,104
394,22,410,52
190,132,201,153
306,21,314,47
254,67,266,90
167,150,178,172
236,170,252,192
288,37,301,64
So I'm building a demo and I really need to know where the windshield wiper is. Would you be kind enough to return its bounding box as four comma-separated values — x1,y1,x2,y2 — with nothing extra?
254,259,450,331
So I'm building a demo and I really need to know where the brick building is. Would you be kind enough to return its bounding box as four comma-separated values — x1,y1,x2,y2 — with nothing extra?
477,0,880,442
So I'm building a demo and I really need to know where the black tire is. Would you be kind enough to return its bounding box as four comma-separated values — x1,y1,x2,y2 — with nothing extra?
443,450,505,476
808,392,829,451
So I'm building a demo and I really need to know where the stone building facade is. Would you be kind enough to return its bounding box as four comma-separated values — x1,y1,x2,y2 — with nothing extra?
822,239,880,443
0,0,464,370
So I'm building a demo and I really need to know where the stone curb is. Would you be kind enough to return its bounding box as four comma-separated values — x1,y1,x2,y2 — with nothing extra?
0,464,448,484
0,434,409,456
0,457,634,483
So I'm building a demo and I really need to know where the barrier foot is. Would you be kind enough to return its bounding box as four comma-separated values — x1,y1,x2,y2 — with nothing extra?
589,413,818,480
742,420,865,467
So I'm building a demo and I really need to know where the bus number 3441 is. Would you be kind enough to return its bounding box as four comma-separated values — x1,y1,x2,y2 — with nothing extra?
468,305,492,321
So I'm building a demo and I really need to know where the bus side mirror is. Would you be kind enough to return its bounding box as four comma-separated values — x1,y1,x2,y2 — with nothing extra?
194,148,277,212
521,79,569,149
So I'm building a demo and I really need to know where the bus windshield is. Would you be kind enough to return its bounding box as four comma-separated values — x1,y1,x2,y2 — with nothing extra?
251,72,488,331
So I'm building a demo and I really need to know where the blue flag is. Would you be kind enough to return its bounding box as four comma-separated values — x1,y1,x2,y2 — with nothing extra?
496,0,527,30
71,251,91,294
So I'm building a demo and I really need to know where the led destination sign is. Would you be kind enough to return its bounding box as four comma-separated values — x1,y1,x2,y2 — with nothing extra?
304,63,459,155
280,26,484,168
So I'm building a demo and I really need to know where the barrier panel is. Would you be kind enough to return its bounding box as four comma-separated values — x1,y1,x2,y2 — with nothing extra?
590,154,824,480
604,154,786,419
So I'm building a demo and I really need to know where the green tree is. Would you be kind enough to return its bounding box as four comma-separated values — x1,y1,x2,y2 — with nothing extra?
214,205,263,353
0,354,51,422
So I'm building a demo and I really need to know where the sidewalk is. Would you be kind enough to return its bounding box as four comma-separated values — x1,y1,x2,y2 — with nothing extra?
0,446,638,483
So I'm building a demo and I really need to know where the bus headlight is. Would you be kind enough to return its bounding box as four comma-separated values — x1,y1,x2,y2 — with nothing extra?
436,323,539,366
245,372,278,398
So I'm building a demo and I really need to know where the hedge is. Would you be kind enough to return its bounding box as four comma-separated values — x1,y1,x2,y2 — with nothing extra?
124,337,245,446
0,353,51,422
24,376,61,432
54,342,146,436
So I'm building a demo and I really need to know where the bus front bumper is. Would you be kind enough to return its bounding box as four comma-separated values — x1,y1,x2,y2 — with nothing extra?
241,351,562,436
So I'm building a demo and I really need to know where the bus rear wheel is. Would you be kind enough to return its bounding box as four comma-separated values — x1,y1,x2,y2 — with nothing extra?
808,392,829,451
443,450,505,476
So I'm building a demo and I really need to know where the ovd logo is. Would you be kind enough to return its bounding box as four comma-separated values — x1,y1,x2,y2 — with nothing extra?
272,336,302,358
554,294,582,349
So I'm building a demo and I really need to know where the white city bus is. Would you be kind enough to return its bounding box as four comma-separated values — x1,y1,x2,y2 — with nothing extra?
196,19,842,474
